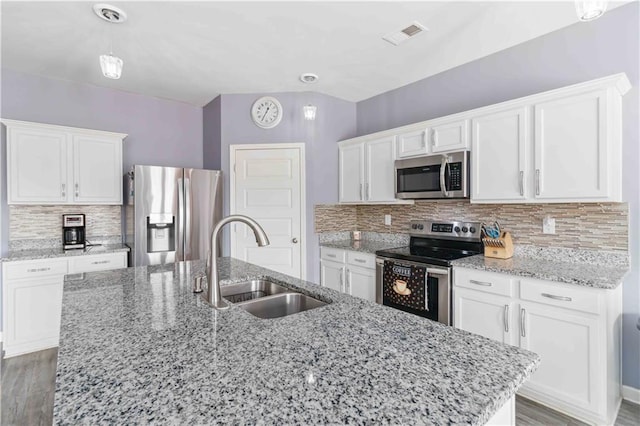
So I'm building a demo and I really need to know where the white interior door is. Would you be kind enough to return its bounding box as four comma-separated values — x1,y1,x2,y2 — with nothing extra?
231,145,304,279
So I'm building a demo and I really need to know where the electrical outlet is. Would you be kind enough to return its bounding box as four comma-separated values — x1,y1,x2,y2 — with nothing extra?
384,214,392,226
543,216,556,234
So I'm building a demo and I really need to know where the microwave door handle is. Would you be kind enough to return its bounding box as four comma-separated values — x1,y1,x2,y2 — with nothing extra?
440,156,450,198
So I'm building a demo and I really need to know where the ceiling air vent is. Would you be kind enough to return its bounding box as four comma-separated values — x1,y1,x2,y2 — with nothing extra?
383,21,428,46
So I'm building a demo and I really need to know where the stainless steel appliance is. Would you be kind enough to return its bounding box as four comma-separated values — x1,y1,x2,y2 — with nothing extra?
375,220,482,325
62,214,86,250
124,165,223,267
395,150,470,199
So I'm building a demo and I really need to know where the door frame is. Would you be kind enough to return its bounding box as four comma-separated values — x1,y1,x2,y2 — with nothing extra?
229,143,307,279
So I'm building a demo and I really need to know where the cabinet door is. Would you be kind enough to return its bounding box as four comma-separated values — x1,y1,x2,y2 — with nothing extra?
518,302,601,412
4,276,64,356
534,89,611,201
430,118,469,153
397,129,427,158
365,136,397,202
346,265,376,302
453,287,515,346
471,107,529,202
338,143,365,203
7,127,69,204
73,135,123,204
320,259,345,293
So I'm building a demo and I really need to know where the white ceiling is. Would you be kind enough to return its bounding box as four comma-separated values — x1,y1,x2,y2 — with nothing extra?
0,1,630,106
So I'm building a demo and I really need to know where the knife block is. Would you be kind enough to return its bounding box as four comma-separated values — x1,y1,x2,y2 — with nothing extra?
483,232,514,259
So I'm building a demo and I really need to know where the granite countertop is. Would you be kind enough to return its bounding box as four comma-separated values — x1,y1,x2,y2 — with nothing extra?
320,239,405,254
54,257,539,425
1,243,130,262
452,253,628,289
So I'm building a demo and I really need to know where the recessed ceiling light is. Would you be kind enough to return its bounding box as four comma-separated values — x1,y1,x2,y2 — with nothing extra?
93,3,128,23
300,73,319,84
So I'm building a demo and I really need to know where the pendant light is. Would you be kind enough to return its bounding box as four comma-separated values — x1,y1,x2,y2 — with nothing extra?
575,1,608,21
303,105,317,121
93,4,127,79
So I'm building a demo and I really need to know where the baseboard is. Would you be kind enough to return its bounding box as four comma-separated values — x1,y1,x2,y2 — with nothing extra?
622,385,640,405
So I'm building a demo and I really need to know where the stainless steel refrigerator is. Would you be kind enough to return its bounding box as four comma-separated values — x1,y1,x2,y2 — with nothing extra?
124,165,223,267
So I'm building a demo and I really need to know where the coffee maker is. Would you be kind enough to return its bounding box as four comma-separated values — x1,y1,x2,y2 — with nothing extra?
62,214,86,250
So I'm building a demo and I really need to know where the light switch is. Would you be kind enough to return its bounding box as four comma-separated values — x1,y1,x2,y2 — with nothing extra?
543,215,556,234
384,214,392,226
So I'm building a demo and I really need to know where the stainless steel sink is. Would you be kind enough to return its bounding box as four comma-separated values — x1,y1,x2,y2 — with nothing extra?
237,293,328,319
220,279,290,303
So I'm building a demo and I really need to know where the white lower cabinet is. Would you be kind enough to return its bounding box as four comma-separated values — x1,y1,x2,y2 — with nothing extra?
453,268,622,425
320,247,376,302
2,251,128,357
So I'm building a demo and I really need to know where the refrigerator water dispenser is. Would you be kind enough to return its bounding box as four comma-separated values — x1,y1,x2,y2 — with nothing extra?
147,214,175,253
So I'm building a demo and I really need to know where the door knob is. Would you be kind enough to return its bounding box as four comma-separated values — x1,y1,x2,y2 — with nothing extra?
292,238,298,244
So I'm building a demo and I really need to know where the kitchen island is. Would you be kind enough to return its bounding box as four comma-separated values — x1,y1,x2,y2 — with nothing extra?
54,258,539,425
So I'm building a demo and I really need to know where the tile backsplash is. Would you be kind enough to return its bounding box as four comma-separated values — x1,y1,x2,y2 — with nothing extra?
9,205,122,247
315,201,628,252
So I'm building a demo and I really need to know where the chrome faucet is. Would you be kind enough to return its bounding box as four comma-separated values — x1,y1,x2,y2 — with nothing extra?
203,215,270,309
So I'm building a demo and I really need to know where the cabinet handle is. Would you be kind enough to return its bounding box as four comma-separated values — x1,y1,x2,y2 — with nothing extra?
91,260,110,265
27,267,51,273
431,129,437,147
520,308,526,337
354,258,367,264
339,267,344,291
61,183,66,197
75,182,79,197
535,169,540,196
359,184,363,201
504,304,510,333
345,268,350,294
365,183,370,200
421,133,426,148
519,171,524,196
541,293,572,302
469,279,492,287
327,254,336,258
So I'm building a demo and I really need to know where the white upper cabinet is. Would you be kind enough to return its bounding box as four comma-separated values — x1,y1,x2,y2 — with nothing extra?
471,106,529,202
338,143,365,203
365,136,396,202
3,119,126,205
339,135,409,204
396,129,427,158
471,74,629,204
534,89,612,201
7,126,69,204
430,118,470,153
73,134,123,204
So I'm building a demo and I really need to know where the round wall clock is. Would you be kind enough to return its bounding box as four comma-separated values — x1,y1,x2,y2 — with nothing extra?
251,96,283,129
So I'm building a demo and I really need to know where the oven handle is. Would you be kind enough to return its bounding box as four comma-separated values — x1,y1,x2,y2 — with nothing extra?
440,155,450,198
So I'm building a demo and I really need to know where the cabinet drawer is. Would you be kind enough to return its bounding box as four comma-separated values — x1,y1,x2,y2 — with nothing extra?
520,278,601,314
346,251,375,269
454,268,514,297
69,253,127,273
3,258,68,280
321,247,346,263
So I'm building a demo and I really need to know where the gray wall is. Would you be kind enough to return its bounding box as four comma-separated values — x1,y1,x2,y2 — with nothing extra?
0,68,205,254
357,2,640,389
203,95,222,170
203,92,356,282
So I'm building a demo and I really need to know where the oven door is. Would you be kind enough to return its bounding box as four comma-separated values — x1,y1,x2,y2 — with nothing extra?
376,257,452,325
394,151,469,199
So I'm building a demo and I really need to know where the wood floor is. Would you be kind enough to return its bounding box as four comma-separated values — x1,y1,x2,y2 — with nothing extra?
2,348,639,425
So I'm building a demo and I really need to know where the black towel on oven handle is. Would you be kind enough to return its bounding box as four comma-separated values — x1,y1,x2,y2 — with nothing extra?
383,260,428,312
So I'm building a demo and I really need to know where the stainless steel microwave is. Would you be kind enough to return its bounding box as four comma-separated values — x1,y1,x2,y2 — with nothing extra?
395,151,470,199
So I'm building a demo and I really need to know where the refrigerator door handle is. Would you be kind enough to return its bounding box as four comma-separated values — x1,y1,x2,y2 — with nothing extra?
177,177,185,261
184,177,192,261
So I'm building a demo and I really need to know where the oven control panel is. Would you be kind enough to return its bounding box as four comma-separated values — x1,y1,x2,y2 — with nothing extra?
409,220,482,241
